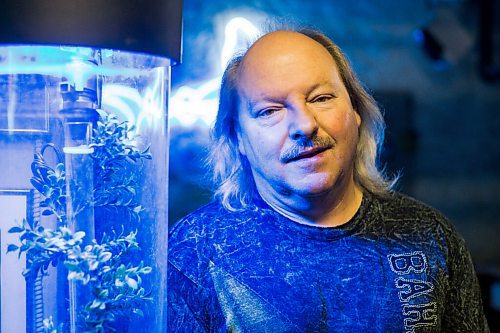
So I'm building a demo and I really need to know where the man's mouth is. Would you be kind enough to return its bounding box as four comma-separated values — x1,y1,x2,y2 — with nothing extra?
286,146,331,163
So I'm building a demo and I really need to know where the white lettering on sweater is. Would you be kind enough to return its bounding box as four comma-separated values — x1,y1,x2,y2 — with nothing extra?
388,251,437,333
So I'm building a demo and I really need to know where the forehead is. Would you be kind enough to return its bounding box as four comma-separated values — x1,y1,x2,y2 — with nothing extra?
243,30,333,63
237,31,341,99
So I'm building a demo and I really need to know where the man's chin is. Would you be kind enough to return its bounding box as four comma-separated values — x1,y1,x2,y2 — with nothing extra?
286,173,351,198
289,182,337,198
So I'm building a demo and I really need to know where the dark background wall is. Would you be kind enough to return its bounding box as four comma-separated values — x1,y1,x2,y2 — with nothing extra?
168,0,500,276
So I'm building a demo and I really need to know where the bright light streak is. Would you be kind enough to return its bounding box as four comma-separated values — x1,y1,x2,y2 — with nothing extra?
170,16,260,127
136,66,165,132
101,67,166,134
220,17,260,70
101,85,141,126
169,78,221,127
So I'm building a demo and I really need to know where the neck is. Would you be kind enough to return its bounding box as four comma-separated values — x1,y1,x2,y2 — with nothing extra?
259,179,364,228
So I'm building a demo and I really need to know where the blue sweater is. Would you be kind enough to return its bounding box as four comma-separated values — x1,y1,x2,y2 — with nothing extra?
167,192,489,332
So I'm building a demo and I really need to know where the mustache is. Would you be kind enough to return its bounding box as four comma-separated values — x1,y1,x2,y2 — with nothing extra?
280,135,336,163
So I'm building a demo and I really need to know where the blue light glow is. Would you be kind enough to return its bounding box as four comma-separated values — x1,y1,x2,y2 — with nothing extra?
0,45,169,135
136,66,166,132
169,17,261,127
100,67,165,134
63,146,95,155
0,46,164,78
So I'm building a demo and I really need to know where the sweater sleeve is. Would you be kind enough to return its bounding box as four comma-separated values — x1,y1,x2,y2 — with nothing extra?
441,222,490,332
167,216,226,332
167,262,208,333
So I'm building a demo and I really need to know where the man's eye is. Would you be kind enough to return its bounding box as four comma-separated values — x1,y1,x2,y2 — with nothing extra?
312,95,333,103
258,108,279,117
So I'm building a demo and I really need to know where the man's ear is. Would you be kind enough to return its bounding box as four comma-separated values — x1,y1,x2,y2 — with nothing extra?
355,110,361,127
236,130,246,156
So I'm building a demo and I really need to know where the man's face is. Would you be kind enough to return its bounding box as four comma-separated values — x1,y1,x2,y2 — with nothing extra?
236,31,361,201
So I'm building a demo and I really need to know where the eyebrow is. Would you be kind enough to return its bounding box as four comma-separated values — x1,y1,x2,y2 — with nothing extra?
240,89,284,112
244,82,331,110
245,96,280,112
246,82,334,107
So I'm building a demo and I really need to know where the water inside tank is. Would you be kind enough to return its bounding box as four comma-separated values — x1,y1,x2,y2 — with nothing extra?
0,45,170,332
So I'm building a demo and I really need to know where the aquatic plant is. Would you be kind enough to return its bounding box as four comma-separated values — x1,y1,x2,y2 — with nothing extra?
8,111,153,332
91,110,152,224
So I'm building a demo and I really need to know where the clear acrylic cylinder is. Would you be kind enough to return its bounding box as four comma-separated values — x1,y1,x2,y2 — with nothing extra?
0,45,170,333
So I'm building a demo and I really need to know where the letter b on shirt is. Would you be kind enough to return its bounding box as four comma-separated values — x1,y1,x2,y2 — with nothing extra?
388,251,427,275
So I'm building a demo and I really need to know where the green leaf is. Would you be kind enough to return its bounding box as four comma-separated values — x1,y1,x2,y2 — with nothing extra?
133,308,144,317
89,299,103,310
20,232,30,241
125,276,138,289
98,289,109,298
30,178,45,193
73,231,86,241
115,279,125,288
42,209,54,216
98,252,112,262
55,163,65,177
47,174,57,184
64,262,80,271
140,267,152,274
7,244,19,253
8,226,24,233
89,261,99,271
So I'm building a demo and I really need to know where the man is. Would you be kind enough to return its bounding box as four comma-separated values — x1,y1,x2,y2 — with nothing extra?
168,27,489,332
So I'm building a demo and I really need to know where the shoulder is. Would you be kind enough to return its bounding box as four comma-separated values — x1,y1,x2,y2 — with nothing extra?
168,201,229,258
375,191,447,221
369,191,464,242
169,200,260,241
373,191,451,227
169,201,224,238
371,191,477,273
168,201,264,280
374,192,476,264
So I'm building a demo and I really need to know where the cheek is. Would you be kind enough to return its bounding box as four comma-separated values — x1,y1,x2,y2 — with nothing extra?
240,128,284,163
321,111,352,135
321,110,360,148
340,109,360,133
343,115,360,147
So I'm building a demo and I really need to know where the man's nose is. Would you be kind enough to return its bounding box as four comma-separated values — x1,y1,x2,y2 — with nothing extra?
288,103,318,140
